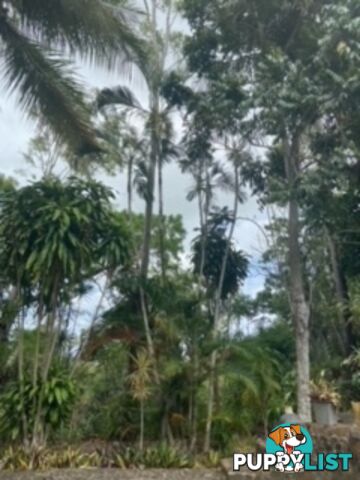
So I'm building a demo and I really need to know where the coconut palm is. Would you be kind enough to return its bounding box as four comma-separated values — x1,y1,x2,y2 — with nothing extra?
0,0,143,154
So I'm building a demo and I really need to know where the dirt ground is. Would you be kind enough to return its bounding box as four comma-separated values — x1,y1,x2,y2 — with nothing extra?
1,468,358,479
0,469,226,480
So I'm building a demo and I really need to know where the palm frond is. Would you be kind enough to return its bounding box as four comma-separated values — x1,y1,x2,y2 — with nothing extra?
186,188,198,202
134,159,151,201
0,16,101,154
214,169,247,203
10,0,146,69
97,85,144,110
161,139,180,163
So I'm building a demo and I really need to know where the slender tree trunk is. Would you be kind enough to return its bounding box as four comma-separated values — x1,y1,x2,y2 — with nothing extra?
140,0,160,281
0,286,19,350
158,156,167,282
140,0,175,440
325,227,354,354
204,162,239,452
199,162,211,284
190,346,199,452
283,132,312,423
32,275,61,449
214,369,220,414
0,287,19,385
31,300,45,449
186,164,207,453
140,399,145,452
160,397,174,445
71,274,111,376
140,150,156,280
0,320,7,346
127,155,134,215
190,162,210,452
17,307,29,448
139,92,160,384
289,198,311,422
32,299,44,389
139,287,160,384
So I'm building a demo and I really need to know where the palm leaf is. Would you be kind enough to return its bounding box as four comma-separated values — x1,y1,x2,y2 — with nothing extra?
186,188,198,202
134,159,151,201
97,85,144,110
0,17,101,154
10,0,146,68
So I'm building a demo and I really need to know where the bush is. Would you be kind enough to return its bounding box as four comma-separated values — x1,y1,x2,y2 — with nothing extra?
0,444,193,471
0,372,76,443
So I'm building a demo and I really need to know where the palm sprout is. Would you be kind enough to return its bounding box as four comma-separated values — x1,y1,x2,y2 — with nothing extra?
128,348,154,451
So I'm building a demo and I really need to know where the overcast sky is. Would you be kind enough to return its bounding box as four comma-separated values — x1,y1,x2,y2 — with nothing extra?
0,10,274,339
0,55,269,300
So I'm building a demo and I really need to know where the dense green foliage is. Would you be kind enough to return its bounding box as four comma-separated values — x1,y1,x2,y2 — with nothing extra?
0,0,359,469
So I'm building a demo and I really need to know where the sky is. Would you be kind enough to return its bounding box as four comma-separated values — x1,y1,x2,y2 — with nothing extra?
0,68,268,289
0,16,271,331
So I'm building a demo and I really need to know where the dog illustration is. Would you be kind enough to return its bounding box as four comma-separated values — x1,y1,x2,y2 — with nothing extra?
268,424,306,472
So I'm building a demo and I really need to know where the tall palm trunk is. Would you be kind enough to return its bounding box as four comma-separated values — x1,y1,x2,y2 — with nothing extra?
139,92,160,385
189,164,208,452
283,132,312,423
189,345,199,451
139,0,175,437
204,162,239,452
140,119,157,280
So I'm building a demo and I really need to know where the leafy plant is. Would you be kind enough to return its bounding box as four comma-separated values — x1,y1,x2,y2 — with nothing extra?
341,350,360,403
117,444,193,469
0,446,101,471
310,371,341,407
192,209,249,299
128,348,155,451
0,371,76,442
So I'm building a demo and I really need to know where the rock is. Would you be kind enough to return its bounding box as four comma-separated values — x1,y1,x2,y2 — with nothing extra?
220,458,233,474
350,431,360,469
338,411,353,424
279,412,301,424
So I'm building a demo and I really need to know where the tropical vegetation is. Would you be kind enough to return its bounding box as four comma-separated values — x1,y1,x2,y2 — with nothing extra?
0,0,359,470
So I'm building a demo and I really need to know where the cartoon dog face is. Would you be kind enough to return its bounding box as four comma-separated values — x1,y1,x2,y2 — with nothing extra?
268,425,306,455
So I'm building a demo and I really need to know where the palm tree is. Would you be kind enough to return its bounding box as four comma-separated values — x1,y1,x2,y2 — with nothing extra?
191,154,249,452
96,0,179,385
0,0,143,154
97,89,177,281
